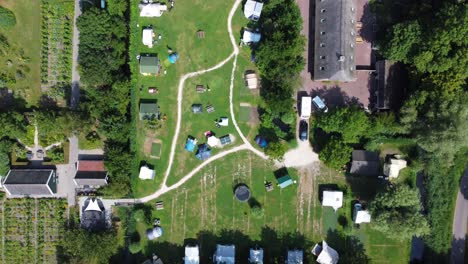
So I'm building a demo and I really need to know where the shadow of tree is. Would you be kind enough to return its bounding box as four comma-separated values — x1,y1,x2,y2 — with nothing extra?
326,229,371,264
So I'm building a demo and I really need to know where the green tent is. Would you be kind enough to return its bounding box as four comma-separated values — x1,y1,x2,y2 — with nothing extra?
140,56,161,74
277,175,294,189
139,101,160,120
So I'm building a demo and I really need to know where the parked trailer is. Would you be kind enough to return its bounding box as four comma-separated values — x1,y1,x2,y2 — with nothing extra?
301,96,312,119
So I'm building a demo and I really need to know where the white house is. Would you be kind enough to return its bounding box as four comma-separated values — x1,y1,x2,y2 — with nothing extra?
184,245,200,264
244,0,263,21
322,191,343,211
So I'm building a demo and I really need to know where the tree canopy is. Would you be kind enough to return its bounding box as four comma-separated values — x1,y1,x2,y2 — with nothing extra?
0,6,16,28
319,137,352,170
370,184,430,241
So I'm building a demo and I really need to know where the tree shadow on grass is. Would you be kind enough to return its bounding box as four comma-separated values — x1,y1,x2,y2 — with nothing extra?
326,229,371,264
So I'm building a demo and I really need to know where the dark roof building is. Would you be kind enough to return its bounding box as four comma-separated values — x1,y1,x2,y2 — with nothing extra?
2,169,56,196
74,160,108,188
81,197,106,231
350,150,380,176
314,0,356,82
374,60,405,110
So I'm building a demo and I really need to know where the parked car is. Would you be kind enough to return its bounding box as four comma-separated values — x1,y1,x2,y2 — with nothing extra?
312,96,328,112
299,120,308,141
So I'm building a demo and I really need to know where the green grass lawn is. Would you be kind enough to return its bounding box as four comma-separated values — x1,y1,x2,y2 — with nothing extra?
151,142,162,157
0,0,42,105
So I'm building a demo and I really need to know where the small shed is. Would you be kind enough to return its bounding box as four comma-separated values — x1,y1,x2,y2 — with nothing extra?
245,72,259,89
242,30,261,44
139,165,155,180
353,203,371,224
139,101,160,120
185,137,197,152
146,226,163,240
142,28,154,47
244,0,263,21
195,144,211,160
234,184,251,202
350,150,380,176
249,248,264,263
322,191,343,211
220,135,232,145
191,104,203,114
383,158,407,178
315,241,339,264
184,245,200,264
140,56,161,75
277,175,294,189
214,245,235,264
286,250,303,264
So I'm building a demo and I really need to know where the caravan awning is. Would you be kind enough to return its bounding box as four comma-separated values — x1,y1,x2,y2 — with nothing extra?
142,29,154,47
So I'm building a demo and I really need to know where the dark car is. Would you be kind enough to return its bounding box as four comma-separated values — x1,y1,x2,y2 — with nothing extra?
299,120,308,141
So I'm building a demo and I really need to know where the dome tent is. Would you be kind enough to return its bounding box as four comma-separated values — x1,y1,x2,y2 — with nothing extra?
168,53,179,64
146,226,163,240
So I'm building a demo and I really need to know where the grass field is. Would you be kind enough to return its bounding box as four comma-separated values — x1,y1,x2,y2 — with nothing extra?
0,0,42,105
130,0,265,196
0,196,67,263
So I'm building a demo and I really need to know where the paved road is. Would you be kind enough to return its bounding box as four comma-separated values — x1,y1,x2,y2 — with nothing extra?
56,136,79,206
451,169,468,264
70,0,81,109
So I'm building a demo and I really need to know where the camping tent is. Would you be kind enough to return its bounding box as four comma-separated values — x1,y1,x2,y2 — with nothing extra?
255,136,268,148
184,245,200,264
322,191,343,211
287,250,303,264
384,158,407,178
139,56,161,75
168,53,179,64
139,3,167,17
84,198,102,212
244,0,263,21
245,72,259,89
207,136,220,147
142,28,154,47
195,144,211,160
242,30,261,44
218,117,229,126
214,245,235,264
139,165,155,180
185,138,197,152
353,203,371,224
146,226,163,240
249,248,264,263
277,175,294,189
316,241,339,264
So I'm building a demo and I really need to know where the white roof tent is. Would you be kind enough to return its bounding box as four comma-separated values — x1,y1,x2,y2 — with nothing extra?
84,198,103,212
353,203,371,224
139,3,168,17
184,245,200,264
245,72,259,89
244,0,263,21
139,165,155,180
316,241,339,264
322,191,343,211
207,136,220,147
142,28,154,47
242,30,261,44
384,158,407,178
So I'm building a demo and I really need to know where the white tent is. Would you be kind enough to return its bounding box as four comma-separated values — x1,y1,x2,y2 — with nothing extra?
207,136,220,147
244,0,263,21
322,191,343,211
219,117,229,127
139,165,155,180
84,198,102,212
384,158,407,178
142,28,154,47
242,30,261,44
249,248,264,263
184,245,200,264
146,226,163,240
139,3,168,17
316,241,339,264
354,210,371,224
245,73,259,89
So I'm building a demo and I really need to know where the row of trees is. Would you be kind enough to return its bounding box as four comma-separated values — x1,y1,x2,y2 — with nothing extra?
254,0,305,157
77,0,132,197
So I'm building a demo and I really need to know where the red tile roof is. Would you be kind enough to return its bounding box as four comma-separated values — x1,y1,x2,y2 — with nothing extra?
78,160,105,172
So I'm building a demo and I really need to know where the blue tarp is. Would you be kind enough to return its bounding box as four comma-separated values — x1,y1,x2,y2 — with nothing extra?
255,136,268,148
185,138,196,152
168,53,179,64
195,144,211,160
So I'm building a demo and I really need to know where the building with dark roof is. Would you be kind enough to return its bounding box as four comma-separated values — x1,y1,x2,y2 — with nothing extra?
314,0,357,82
374,60,406,110
81,197,106,231
74,160,108,188
2,169,56,196
350,150,380,176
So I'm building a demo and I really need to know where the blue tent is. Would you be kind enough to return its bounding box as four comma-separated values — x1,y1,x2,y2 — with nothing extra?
185,138,197,152
168,53,179,64
255,136,268,148
195,143,211,160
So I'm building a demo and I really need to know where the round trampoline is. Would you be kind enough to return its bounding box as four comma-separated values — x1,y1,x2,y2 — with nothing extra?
234,184,251,202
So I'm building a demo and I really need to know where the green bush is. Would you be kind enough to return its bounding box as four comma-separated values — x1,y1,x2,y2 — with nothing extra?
251,206,264,219
0,6,16,28
133,209,146,223
129,242,142,254
319,137,352,170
